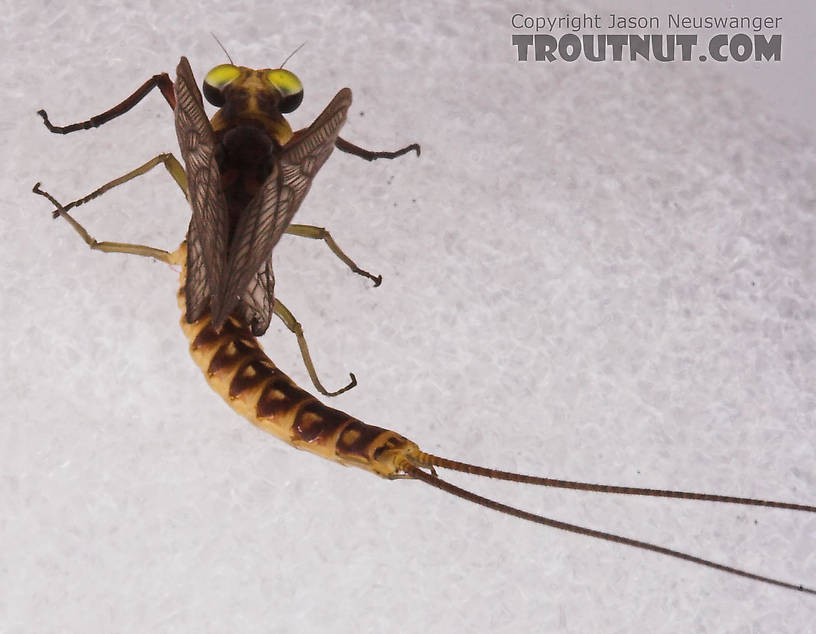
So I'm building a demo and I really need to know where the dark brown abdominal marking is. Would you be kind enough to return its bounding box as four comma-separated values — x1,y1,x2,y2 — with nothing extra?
230,360,272,397
256,376,313,419
293,403,352,443
192,323,225,350
335,420,392,460
209,337,262,374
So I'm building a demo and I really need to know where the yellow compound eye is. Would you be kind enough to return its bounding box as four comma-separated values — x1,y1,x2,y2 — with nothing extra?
266,69,304,113
202,64,242,106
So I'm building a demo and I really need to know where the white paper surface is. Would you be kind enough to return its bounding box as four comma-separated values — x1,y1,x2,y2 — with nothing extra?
2,1,814,633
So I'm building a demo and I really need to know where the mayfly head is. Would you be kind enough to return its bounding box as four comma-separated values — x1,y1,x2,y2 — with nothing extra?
202,64,305,115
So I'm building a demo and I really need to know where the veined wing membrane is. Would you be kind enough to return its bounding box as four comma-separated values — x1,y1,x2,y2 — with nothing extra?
174,56,230,324
210,88,353,331
237,261,275,335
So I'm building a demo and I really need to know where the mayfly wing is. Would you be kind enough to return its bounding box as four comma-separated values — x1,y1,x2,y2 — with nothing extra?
210,87,353,331
236,260,275,335
174,56,230,325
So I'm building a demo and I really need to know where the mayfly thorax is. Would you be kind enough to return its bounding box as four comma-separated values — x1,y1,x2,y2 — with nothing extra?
33,55,816,596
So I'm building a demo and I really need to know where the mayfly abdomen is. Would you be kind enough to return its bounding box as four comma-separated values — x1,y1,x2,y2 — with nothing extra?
176,249,419,476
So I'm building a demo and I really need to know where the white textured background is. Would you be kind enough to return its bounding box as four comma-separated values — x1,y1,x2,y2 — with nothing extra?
2,1,815,633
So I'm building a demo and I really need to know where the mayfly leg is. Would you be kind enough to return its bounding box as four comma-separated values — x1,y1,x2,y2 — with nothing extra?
286,224,382,286
272,298,356,397
31,150,188,259
335,136,420,161
46,153,188,219
320,136,419,284
279,223,392,393
32,183,176,265
37,73,175,134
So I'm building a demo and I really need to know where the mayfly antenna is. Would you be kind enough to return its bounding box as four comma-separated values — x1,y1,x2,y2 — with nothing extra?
280,42,307,69
210,32,234,65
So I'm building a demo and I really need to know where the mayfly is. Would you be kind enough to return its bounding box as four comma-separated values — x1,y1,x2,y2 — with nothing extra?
33,56,815,595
